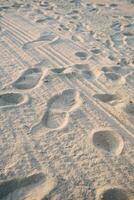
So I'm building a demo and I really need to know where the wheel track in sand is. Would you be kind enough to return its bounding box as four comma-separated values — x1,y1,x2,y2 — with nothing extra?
0,14,134,142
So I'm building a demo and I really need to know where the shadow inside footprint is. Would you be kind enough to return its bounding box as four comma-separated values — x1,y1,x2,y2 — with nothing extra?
104,72,121,81
126,72,134,86
81,70,94,80
0,93,27,108
91,130,124,155
93,93,117,103
91,48,101,54
97,187,130,200
74,64,89,70
51,68,66,74
75,51,88,60
0,173,45,199
13,68,42,90
123,102,134,116
23,32,58,50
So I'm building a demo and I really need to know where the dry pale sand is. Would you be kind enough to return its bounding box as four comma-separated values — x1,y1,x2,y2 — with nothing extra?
0,0,134,199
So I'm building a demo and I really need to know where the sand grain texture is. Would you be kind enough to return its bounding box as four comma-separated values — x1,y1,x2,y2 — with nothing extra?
0,0,134,199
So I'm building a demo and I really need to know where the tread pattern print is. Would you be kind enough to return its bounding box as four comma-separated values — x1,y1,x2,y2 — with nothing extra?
31,89,81,131
0,0,134,200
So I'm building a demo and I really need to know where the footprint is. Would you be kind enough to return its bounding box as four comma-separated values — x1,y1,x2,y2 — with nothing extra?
90,129,124,155
51,67,66,74
59,24,70,31
96,3,105,7
109,3,118,8
81,70,94,80
111,21,121,32
75,51,88,60
125,36,134,47
91,48,101,54
0,173,45,199
123,102,134,116
31,89,81,132
96,187,132,200
101,67,110,73
123,31,134,37
110,32,123,46
23,32,59,50
35,15,55,23
0,93,28,108
0,173,57,200
74,64,89,70
104,72,121,81
86,4,99,12
13,68,43,90
93,93,117,103
0,5,9,11
42,110,69,129
12,2,22,9
102,66,133,76
111,66,132,76
125,72,134,86
48,89,81,112
39,1,49,7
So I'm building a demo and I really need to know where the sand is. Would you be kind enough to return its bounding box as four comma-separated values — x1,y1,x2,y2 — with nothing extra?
0,0,134,199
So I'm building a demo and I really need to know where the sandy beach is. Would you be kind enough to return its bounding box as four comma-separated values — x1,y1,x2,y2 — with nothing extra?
0,0,134,199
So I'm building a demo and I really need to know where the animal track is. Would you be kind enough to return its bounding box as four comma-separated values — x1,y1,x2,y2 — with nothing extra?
90,129,124,155
97,187,131,200
93,93,117,103
0,93,28,108
13,68,43,90
75,51,88,60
